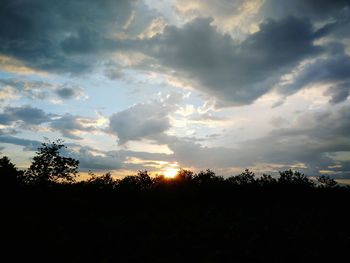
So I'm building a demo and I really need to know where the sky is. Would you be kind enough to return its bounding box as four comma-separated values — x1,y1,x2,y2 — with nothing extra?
0,0,350,178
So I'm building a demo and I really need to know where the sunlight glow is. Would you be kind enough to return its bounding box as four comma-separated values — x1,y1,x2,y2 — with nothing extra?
164,167,179,178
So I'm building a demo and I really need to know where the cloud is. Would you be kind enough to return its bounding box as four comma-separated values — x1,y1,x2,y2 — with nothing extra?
0,86,18,103
50,114,98,140
0,135,121,170
278,46,350,103
262,0,350,21
0,78,53,101
55,85,86,100
269,116,289,128
73,147,173,171
0,78,87,102
132,1,350,107
0,135,123,170
55,87,77,99
236,106,350,176
1,0,350,178
0,105,54,126
0,55,45,75
1,0,347,108
0,135,172,171
0,0,136,74
324,82,350,104
109,103,170,144
137,16,322,106
108,93,181,144
149,105,350,177
0,105,98,140
69,147,123,170
175,0,264,34
0,135,41,151
1,0,349,108
2,105,350,177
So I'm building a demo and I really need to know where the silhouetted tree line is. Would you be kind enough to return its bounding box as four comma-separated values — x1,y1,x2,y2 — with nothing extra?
1,141,349,262
0,140,340,190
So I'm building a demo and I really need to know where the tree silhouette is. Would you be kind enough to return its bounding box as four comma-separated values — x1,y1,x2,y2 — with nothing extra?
193,169,223,185
256,174,277,186
0,156,24,186
87,171,117,190
317,175,338,188
278,169,314,187
176,169,194,181
1,149,350,263
227,169,256,185
117,170,153,190
136,170,153,190
25,140,79,184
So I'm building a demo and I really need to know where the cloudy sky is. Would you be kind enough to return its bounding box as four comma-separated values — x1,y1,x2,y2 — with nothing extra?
0,0,350,178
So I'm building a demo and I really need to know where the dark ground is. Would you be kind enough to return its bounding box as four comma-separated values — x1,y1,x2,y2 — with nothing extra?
2,180,350,262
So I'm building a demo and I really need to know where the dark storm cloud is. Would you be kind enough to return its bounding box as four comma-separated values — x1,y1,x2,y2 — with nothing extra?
263,0,350,21
139,16,322,106
279,45,350,103
1,0,347,106
0,105,54,125
324,82,350,104
127,0,349,106
0,0,349,107
0,0,135,73
261,0,350,43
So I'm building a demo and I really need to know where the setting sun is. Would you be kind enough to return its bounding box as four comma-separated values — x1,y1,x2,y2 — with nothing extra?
164,167,179,178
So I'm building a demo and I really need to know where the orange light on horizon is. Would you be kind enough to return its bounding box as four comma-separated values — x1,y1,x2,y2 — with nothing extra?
163,167,179,178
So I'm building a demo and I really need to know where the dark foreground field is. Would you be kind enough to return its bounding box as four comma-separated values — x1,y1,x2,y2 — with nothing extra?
2,175,350,263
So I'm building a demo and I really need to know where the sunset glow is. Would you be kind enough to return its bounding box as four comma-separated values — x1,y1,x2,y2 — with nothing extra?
163,167,179,178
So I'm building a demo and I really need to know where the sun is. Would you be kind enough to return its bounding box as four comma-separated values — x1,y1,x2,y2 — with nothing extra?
164,167,179,178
